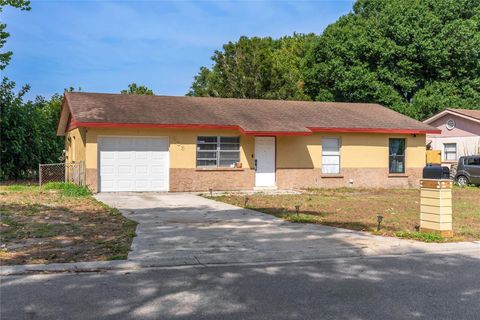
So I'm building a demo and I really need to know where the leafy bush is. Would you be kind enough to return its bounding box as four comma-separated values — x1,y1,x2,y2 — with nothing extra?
395,231,444,243
42,182,91,197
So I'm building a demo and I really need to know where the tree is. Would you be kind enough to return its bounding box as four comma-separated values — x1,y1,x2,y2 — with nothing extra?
304,0,480,119
121,83,154,95
0,0,31,70
0,77,64,180
187,33,315,100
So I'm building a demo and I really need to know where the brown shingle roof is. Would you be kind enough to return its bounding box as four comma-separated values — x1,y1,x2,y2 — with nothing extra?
447,108,480,121
59,92,439,135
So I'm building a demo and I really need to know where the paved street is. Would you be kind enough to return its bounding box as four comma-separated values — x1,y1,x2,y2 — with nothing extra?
2,250,480,319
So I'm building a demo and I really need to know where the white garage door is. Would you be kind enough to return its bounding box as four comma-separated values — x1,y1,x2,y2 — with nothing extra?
99,137,169,192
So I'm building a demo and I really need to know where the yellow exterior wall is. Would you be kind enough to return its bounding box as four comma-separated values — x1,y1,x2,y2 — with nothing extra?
277,133,426,169
85,128,254,170
65,128,86,163
80,128,425,171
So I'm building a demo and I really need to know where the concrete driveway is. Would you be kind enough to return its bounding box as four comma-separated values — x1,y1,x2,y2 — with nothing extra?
95,193,478,265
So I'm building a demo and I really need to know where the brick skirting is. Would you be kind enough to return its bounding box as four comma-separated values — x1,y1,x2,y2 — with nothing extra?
276,168,423,189
169,168,255,192
88,167,422,192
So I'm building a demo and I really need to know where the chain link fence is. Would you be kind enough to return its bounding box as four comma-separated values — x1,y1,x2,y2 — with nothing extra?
39,161,85,186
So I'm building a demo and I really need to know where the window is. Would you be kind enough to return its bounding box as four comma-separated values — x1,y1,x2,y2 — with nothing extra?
466,157,480,166
389,138,405,173
444,143,457,161
196,136,240,168
322,138,340,174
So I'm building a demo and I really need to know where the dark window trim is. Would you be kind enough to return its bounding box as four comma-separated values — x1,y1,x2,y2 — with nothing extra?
389,138,406,174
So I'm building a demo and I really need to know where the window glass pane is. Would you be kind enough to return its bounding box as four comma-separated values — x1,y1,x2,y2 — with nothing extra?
197,136,217,143
219,151,240,167
323,164,340,174
197,151,217,159
389,155,405,173
220,137,240,144
389,139,405,173
467,158,480,166
322,138,340,155
444,144,456,152
322,138,340,173
197,144,217,151
219,160,237,167
196,159,217,167
389,139,405,156
219,143,240,151
196,136,240,168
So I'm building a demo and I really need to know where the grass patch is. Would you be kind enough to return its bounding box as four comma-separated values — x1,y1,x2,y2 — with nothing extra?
213,187,480,242
42,182,91,197
0,184,137,265
395,231,444,242
4,185,37,192
281,213,319,223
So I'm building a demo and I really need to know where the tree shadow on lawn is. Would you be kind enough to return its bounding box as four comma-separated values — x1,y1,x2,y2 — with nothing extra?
1,251,479,320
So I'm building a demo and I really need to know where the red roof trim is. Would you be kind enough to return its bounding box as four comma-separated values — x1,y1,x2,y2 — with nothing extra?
70,121,313,136
69,122,440,135
308,127,441,134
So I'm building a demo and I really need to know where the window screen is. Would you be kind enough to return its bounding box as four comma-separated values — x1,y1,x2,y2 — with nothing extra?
322,138,340,174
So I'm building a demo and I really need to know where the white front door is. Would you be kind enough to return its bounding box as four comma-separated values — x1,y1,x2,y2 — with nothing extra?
99,137,169,192
255,137,276,187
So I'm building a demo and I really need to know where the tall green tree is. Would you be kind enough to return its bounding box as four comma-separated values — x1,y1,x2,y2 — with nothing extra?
0,78,64,180
188,33,315,100
0,0,31,70
121,83,154,95
304,0,480,119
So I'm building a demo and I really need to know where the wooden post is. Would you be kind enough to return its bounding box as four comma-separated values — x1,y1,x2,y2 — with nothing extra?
420,179,453,237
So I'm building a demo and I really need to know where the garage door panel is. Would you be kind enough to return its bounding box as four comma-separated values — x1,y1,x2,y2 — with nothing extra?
99,137,169,192
118,165,132,175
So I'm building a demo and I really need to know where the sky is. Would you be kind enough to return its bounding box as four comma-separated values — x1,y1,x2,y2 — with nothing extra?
2,0,354,100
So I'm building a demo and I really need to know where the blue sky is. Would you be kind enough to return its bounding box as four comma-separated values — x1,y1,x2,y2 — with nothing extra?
3,0,354,100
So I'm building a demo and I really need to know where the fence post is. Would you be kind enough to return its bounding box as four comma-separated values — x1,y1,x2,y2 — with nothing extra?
38,164,42,186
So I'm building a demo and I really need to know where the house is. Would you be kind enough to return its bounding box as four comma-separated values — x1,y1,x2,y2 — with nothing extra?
56,92,439,192
423,109,480,165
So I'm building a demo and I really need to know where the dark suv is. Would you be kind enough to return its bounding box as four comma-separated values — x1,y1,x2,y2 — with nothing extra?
455,156,480,186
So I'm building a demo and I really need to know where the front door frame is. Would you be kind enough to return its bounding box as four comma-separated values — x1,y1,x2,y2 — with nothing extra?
254,136,276,187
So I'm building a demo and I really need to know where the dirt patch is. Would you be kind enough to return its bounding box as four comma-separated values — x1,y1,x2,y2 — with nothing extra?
214,187,480,242
0,185,137,265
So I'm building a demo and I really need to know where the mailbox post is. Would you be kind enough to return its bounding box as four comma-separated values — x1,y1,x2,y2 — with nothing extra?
420,179,453,237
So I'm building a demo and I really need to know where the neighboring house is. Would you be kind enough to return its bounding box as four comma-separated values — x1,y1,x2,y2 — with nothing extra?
423,109,480,165
56,93,439,192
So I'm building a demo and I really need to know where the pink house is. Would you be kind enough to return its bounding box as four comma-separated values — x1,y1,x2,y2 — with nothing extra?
423,109,480,164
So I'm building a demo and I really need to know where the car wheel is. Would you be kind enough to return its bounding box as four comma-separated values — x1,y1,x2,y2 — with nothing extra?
457,175,469,187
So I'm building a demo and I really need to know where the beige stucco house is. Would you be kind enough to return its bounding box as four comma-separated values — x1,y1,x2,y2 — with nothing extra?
56,93,439,192
423,109,480,165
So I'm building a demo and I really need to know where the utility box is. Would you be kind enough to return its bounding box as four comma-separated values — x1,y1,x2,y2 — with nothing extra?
420,179,453,237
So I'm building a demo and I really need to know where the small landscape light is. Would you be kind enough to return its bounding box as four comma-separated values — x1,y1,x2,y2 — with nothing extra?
377,215,384,231
295,205,300,216
209,188,213,197
244,196,249,207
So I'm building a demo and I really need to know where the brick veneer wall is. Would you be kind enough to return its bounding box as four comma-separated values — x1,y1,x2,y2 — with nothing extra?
276,168,422,189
